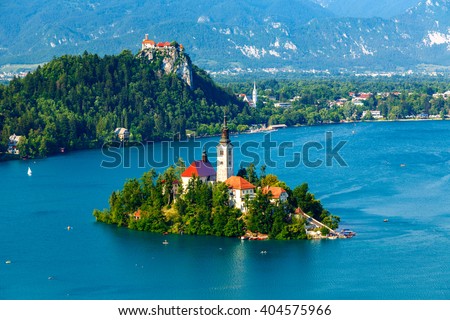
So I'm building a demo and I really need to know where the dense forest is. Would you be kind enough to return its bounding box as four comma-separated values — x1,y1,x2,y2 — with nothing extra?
93,164,340,240
0,50,246,157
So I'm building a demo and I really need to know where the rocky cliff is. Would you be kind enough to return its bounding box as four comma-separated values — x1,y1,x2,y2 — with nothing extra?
138,44,193,88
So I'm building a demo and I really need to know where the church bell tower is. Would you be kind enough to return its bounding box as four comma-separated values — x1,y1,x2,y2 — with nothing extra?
217,114,234,182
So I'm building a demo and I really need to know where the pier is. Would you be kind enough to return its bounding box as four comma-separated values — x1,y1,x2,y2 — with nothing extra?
296,208,351,238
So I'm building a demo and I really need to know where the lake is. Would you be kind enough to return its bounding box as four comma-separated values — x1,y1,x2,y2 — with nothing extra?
1,120,450,299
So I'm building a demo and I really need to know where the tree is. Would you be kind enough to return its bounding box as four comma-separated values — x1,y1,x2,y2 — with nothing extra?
260,174,279,187
362,110,374,120
247,163,259,185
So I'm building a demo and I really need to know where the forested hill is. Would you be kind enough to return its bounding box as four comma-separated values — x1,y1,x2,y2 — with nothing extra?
0,50,246,157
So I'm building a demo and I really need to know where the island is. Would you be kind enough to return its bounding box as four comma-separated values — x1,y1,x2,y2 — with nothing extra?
94,116,341,240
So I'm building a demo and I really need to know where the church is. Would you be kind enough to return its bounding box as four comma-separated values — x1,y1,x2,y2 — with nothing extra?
180,115,256,212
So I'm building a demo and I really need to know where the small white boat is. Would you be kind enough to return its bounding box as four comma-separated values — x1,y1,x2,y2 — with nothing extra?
27,167,32,176
5,260,11,264
162,240,169,245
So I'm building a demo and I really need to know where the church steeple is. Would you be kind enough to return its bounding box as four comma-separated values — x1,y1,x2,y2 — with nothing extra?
220,113,230,144
252,81,257,107
202,148,208,163
217,112,234,182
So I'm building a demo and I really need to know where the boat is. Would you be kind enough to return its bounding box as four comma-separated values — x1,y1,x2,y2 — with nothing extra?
340,229,356,238
383,219,389,222
5,260,11,264
162,240,169,245
27,167,32,176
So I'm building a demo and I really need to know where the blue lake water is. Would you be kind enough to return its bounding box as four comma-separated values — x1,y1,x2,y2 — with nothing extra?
1,121,450,299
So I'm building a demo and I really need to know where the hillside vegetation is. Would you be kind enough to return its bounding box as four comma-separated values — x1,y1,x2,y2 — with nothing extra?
0,50,246,156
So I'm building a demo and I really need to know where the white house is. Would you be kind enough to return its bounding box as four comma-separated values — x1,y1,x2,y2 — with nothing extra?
362,110,382,119
7,134,21,154
262,186,288,203
114,128,130,141
224,176,255,212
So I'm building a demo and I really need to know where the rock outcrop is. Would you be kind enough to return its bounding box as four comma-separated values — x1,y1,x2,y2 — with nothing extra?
139,44,193,88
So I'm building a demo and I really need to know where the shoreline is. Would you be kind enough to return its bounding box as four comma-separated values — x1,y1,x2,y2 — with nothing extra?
2,118,446,162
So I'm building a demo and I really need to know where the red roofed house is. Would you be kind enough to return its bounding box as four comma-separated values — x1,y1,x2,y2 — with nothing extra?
262,186,288,203
224,176,256,212
142,34,156,50
359,92,373,100
181,150,216,191
133,208,142,220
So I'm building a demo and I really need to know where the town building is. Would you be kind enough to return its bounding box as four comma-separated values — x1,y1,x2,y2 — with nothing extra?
432,91,450,100
114,128,130,141
274,102,292,108
133,208,142,220
361,110,383,119
7,134,21,154
224,176,256,212
262,186,288,203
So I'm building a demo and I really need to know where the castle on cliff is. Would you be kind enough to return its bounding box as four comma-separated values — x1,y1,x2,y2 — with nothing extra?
141,34,184,51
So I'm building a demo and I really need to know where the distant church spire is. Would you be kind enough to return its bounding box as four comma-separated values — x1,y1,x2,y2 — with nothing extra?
252,81,257,107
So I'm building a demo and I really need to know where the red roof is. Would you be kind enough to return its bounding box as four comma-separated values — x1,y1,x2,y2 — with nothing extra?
142,40,156,46
262,186,287,199
181,160,216,178
225,176,255,190
134,208,142,218
157,42,171,47
359,93,372,99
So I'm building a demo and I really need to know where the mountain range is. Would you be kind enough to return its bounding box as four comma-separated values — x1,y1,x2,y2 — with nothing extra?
1,0,449,74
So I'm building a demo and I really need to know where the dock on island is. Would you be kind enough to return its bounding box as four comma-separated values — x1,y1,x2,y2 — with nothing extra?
295,208,354,239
